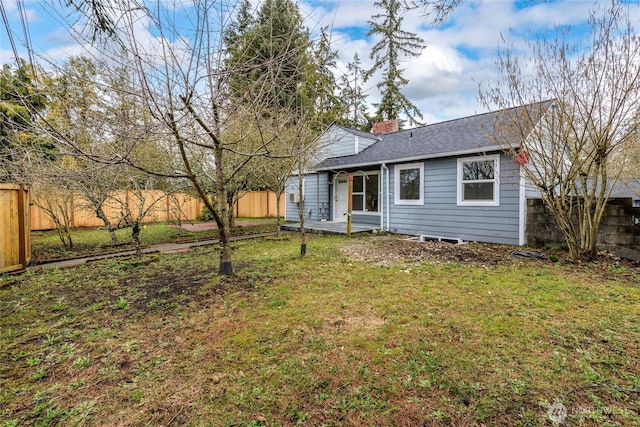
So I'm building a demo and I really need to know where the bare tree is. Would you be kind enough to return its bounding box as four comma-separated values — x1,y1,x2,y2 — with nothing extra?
109,1,307,274
480,2,640,260
254,154,296,236
403,0,463,25
31,181,75,249
4,0,333,273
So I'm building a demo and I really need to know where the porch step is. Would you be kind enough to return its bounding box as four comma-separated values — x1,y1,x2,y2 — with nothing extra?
281,222,378,236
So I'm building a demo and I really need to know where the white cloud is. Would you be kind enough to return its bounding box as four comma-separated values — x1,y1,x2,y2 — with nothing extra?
304,0,630,123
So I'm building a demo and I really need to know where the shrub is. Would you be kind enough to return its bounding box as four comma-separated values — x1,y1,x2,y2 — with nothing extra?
197,206,215,221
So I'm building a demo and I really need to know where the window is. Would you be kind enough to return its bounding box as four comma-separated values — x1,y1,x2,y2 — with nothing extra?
351,173,379,213
457,155,500,206
394,163,424,205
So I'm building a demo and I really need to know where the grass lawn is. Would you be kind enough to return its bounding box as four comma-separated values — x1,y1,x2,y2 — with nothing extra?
1,234,639,426
30,219,279,264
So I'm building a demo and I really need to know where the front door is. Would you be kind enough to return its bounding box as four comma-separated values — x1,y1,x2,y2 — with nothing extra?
334,176,349,222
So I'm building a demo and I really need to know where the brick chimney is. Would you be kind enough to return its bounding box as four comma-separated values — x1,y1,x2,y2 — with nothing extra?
371,119,399,135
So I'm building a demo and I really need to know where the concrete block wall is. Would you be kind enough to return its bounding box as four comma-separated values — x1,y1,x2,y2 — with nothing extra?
525,198,640,260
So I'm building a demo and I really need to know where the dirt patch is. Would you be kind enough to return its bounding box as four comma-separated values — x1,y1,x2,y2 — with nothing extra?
340,235,640,273
340,236,517,267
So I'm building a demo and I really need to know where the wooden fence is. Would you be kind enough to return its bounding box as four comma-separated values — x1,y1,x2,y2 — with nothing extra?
30,190,284,231
1,184,31,273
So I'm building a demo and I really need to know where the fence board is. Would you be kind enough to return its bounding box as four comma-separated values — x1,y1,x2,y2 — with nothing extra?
29,190,282,231
1,184,31,273
236,191,284,218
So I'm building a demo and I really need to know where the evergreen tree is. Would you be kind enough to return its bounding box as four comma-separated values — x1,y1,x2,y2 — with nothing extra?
308,27,347,129
0,60,49,181
224,0,311,114
339,53,371,130
223,0,255,99
366,0,425,127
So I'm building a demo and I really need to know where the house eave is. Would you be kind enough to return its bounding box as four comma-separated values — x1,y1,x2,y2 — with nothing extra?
315,145,507,171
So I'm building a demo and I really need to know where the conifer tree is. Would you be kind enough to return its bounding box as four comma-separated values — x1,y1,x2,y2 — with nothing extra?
339,53,371,130
366,0,425,127
224,0,311,114
0,60,48,181
308,27,347,129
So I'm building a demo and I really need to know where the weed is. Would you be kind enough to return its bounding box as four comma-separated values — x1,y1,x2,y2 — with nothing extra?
60,343,76,355
97,365,120,379
69,400,95,424
72,356,91,369
43,334,57,346
431,409,450,422
86,302,102,312
113,297,129,310
609,264,627,274
122,339,138,353
51,301,66,312
31,368,47,381
26,357,42,367
68,378,86,390
130,390,144,403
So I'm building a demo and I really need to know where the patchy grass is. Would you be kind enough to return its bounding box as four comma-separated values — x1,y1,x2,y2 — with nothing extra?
1,234,639,426
31,218,278,263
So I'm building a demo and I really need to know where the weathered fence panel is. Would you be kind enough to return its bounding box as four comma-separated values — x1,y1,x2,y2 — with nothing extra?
1,184,31,273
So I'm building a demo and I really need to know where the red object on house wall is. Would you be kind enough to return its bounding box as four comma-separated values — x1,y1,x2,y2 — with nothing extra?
516,151,529,165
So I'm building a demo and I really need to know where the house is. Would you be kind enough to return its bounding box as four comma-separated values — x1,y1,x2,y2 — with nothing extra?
284,102,554,245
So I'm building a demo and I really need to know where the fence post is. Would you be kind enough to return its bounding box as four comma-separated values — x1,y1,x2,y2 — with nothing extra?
17,185,27,269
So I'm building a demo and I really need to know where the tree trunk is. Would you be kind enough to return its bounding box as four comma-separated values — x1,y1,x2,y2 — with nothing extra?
132,221,142,257
227,191,235,228
217,188,233,275
96,206,118,244
216,143,233,275
275,191,282,237
297,164,306,256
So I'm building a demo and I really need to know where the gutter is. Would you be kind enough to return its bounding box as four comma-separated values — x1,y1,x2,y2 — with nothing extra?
315,146,506,172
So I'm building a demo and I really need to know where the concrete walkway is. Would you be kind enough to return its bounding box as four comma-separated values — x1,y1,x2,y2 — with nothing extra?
27,232,279,271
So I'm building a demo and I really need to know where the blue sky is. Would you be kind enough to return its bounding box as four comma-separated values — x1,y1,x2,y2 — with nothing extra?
2,0,639,124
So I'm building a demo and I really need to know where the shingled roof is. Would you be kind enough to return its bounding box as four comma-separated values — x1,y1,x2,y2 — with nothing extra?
317,101,552,171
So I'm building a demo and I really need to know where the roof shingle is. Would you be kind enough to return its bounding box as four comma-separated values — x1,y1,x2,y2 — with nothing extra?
317,102,552,170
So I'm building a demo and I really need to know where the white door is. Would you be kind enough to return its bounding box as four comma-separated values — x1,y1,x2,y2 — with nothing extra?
334,177,349,222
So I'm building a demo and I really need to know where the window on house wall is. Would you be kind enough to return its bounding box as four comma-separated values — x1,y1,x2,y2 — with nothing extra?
457,155,500,206
394,163,424,205
351,173,379,213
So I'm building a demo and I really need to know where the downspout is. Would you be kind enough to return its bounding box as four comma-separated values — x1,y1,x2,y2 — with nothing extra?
380,164,384,230
382,163,389,231
519,161,526,245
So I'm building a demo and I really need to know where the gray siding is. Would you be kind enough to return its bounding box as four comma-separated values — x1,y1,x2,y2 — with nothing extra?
317,127,378,160
284,173,330,222
387,153,521,245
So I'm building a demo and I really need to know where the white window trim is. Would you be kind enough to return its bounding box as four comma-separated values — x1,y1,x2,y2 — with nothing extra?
394,162,424,205
351,171,380,215
457,154,500,207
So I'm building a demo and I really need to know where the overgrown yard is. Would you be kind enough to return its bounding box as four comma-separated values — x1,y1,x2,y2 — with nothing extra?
1,234,639,426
